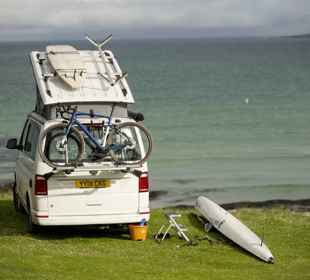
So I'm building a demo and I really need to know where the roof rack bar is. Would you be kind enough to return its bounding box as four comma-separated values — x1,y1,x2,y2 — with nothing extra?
85,34,114,84
42,73,55,97
111,72,128,87
98,72,112,83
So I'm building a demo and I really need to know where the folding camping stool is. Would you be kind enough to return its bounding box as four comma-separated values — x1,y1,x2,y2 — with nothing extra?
154,213,192,244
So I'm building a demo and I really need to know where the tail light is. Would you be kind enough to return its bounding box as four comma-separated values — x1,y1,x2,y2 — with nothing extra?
35,175,48,195
139,173,149,192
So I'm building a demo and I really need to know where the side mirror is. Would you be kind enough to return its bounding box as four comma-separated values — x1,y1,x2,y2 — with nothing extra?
6,138,20,150
128,111,144,122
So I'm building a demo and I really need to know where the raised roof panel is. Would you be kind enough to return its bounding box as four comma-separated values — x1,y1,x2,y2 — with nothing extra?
30,49,135,105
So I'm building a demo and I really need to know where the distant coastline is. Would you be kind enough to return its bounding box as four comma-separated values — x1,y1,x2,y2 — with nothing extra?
1,34,310,44
283,33,310,38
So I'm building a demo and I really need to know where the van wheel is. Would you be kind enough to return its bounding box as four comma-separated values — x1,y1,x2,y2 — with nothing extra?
26,197,40,233
13,185,25,214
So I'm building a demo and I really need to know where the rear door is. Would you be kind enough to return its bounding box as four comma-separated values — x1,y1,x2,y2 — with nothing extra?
43,118,142,217
47,170,139,216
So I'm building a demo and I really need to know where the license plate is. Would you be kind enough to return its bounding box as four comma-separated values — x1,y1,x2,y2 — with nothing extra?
75,179,111,188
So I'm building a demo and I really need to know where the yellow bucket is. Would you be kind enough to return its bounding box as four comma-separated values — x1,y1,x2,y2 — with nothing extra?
129,224,148,241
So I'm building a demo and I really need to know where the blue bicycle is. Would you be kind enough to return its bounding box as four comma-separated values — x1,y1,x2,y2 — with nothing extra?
38,105,152,168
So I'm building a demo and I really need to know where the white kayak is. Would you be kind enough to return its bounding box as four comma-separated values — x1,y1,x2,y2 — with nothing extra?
46,45,87,89
196,196,274,263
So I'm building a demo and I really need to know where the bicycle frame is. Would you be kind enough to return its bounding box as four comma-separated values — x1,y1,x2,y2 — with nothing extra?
64,109,113,152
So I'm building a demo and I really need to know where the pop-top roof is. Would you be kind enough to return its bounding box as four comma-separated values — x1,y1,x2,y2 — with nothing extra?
30,48,134,105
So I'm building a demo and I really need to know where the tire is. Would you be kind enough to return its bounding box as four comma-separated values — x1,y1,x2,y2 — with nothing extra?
26,197,40,233
109,122,152,165
13,185,25,214
38,123,85,168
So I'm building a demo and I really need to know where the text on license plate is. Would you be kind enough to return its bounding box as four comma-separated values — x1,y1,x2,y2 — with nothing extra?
75,179,111,188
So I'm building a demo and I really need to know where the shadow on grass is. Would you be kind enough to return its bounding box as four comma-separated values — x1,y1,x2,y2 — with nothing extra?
187,212,268,263
0,199,27,235
33,225,130,241
0,198,130,241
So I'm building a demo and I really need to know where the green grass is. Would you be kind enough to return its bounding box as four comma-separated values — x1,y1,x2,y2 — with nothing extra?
0,191,309,280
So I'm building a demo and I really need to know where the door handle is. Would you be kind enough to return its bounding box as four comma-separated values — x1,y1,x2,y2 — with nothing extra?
29,179,32,188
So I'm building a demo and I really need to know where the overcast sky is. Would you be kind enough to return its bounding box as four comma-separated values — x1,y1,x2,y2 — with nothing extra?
1,0,310,41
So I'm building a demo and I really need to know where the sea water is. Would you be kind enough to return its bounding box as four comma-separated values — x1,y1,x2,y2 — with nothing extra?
1,37,310,206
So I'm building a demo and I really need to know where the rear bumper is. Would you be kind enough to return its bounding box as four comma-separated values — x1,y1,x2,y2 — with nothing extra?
32,212,150,226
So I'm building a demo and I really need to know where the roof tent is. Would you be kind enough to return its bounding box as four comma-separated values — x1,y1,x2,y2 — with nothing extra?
30,47,134,106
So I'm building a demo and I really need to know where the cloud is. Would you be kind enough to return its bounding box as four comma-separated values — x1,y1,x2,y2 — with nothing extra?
0,0,310,40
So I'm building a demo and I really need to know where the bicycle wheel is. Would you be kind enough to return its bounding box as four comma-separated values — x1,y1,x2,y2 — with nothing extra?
38,123,85,168
108,122,152,165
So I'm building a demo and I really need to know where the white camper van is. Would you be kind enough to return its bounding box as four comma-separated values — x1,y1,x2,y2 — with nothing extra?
7,37,152,232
